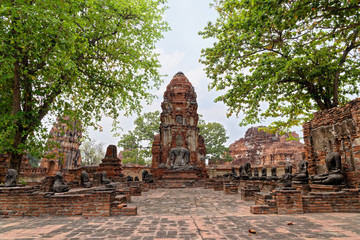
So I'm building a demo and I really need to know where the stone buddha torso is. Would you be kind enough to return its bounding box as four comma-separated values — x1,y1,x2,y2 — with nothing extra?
292,159,309,184
311,150,343,185
167,134,192,170
170,146,190,168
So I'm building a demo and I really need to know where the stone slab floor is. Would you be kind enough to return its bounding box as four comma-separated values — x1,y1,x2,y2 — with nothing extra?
1,188,360,239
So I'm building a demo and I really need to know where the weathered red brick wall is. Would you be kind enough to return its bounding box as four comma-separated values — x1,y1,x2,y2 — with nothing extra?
206,166,232,178
20,158,47,184
0,154,9,183
303,189,360,213
240,188,260,201
303,98,360,187
223,183,238,194
251,188,360,214
274,190,303,214
206,165,287,179
0,187,115,217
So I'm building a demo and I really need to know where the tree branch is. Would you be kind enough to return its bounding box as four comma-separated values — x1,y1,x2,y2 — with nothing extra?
333,29,359,106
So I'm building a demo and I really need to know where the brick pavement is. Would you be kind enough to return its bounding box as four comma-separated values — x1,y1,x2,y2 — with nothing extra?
1,188,360,239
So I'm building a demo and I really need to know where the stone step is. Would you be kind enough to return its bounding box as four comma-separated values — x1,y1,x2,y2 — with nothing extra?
115,194,128,203
254,191,272,205
111,204,137,216
250,205,270,214
266,199,277,206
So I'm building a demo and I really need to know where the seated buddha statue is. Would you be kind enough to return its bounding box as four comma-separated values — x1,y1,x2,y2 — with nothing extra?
311,147,343,185
240,162,251,180
168,134,192,170
292,156,309,184
281,163,293,187
260,167,267,180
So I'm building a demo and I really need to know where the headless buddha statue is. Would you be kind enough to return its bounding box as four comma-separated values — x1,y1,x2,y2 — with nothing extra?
281,163,293,187
260,167,267,180
268,167,278,181
4,169,18,187
252,167,259,180
81,170,93,188
292,155,309,184
240,162,251,180
53,172,70,193
311,146,343,185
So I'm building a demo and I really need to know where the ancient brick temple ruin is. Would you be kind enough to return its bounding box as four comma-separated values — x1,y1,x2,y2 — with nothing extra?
229,126,304,172
97,145,123,179
40,116,82,175
3,72,360,218
303,98,360,187
0,145,140,217
250,98,360,214
151,72,207,182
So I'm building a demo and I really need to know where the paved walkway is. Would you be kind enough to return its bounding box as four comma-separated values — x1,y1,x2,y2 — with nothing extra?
1,188,360,239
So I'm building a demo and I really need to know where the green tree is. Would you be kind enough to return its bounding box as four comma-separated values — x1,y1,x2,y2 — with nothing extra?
198,119,231,163
200,0,360,133
0,0,169,173
27,154,40,167
80,140,105,166
118,111,160,165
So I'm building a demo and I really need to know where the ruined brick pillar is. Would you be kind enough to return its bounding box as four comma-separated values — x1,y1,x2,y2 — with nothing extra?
40,116,82,175
151,72,207,179
97,145,123,179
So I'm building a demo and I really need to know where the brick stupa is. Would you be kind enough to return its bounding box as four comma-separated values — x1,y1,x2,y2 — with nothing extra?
97,145,122,179
151,72,207,180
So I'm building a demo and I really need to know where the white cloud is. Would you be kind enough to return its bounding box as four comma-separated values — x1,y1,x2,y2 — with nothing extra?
157,49,185,76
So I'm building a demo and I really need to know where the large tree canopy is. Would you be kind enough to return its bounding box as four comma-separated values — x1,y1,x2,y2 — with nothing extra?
0,0,169,172
200,0,360,132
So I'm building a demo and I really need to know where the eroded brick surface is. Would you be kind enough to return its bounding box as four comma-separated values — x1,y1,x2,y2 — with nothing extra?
228,126,304,171
1,188,360,239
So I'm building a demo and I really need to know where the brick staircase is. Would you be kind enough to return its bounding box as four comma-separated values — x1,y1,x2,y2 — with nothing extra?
250,192,277,214
111,194,137,216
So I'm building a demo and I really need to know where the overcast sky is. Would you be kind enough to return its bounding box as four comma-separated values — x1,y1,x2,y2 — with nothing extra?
88,0,302,148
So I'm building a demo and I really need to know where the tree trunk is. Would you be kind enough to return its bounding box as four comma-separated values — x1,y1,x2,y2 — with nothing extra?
9,124,25,175
9,58,23,176
9,152,23,176
12,60,21,115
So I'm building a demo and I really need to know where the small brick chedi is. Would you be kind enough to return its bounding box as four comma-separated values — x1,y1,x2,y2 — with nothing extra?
97,145,123,179
151,72,207,179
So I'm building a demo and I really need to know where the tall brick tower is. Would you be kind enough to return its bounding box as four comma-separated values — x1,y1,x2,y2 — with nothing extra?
40,116,82,175
151,72,207,180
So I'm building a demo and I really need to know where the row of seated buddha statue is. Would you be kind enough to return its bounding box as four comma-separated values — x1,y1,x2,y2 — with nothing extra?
1,167,154,193
226,148,344,186
291,149,344,185
227,163,279,181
